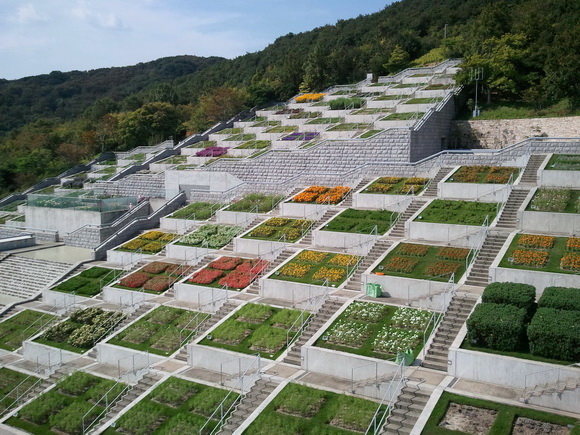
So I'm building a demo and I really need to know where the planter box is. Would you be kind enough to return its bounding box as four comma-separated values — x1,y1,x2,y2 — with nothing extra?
259,277,330,306
43,288,93,309
23,340,80,365
406,220,485,248
312,229,377,255
174,282,235,312
233,236,288,259
352,192,413,211
216,209,259,226
279,201,329,219
520,210,580,235
96,342,164,370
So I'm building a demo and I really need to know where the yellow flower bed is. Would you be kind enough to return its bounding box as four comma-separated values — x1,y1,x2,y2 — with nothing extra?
312,267,345,282
296,250,328,263
120,239,148,250
329,254,358,267
279,263,312,278
295,93,326,103
140,231,164,241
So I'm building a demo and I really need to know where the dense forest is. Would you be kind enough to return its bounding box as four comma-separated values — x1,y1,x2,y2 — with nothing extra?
0,0,578,196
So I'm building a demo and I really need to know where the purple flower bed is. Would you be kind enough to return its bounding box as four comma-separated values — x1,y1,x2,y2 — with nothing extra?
282,132,319,141
196,146,229,157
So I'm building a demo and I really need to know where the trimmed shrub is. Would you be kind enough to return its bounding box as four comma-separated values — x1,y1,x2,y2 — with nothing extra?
528,307,580,361
538,286,580,312
466,303,527,352
482,282,537,318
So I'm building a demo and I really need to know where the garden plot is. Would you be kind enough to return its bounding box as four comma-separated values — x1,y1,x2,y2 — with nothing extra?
313,208,398,255
246,383,387,434
521,188,580,235
174,256,269,304
408,199,498,247
0,310,56,351
374,112,424,128
0,368,40,415
541,154,580,188
103,377,238,435
353,176,429,210
236,217,313,256
217,193,284,225
198,303,309,360
107,230,178,265
440,165,520,201
262,250,360,304
6,371,125,435
166,224,241,260
159,201,222,233
280,185,350,218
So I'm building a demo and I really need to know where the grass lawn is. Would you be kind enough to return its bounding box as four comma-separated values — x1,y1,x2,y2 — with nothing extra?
546,154,580,171
270,250,360,286
422,392,580,434
404,97,443,104
527,188,580,213
224,193,284,213
447,165,520,184
242,217,313,242
235,140,270,149
322,209,397,235
362,176,429,195
289,111,321,119
499,234,580,274
372,243,468,282
108,306,208,356
224,133,256,142
327,123,370,131
417,199,498,225
359,129,383,138
381,112,424,120
316,302,434,360
394,83,426,88
373,95,400,101
187,140,217,149
0,310,56,351
265,125,297,133
305,117,342,124
168,202,222,220
246,383,387,434
104,377,238,435
51,266,120,297
199,303,309,359
214,128,242,135
457,99,580,121
6,371,124,435
0,368,40,414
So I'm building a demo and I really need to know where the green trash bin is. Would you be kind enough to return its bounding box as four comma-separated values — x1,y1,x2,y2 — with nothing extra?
365,283,382,298
395,349,415,366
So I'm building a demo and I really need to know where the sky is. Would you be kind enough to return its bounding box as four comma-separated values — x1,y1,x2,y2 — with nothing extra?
0,0,392,80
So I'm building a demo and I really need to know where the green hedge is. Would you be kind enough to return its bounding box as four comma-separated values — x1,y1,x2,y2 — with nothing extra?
466,303,527,352
482,282,536,319
538,286,580,312
528,307,580,361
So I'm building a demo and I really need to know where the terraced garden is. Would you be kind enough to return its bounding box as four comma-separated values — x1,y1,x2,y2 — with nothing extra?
0,310,56,351
361,176,429,195
243,217,313,242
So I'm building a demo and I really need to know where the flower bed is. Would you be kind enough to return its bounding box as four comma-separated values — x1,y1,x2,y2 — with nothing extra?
447,166,519,184
316,302,433,359
195,146,229,157
117,230,178,254
185,256,269,290
115,261,190,293
292,186,350,205
243,217,313,242
108,306,208,356
295,93,326,103
108,377,237,435
0,310,57,351
361,176,429,195
416,199,498,225
527,188,580,213
373,243,467,281
6,371,124,435
500,233,580,273
271,250,360,285
176,224,241,249
36,307,125,353
51,266,120,297
546,153,580,171
200,303,309,359
322,208,396,235
225,193,284,213
281,132,319,141
168,202,222,220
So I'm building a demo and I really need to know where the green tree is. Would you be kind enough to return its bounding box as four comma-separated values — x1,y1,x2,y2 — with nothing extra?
383,45,410,74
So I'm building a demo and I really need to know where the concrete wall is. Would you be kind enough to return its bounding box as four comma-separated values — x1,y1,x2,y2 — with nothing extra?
174,282,233,312
188,344,271,373
438,181,512,202
363,272,451,301
520,210,580,236
106,249,158,268
233,237,287,259
489,266,580,296
406,221,486,248
259,277,329,305
164,170,243,200
279,201,328,219
216,210,259,226
165,244,212,262
352,192,413,212
102,285,149,306
96,342,164,369
540,169,580,188
312,229,377,255
23,340,80,365
0,235,35,250
43,288,92,309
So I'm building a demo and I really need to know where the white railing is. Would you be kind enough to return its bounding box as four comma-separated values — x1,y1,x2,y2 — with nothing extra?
465,216,489,273
522,363,580,401
421,273,456,360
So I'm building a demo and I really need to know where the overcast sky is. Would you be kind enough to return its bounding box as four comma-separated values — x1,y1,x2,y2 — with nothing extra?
0,0,392,80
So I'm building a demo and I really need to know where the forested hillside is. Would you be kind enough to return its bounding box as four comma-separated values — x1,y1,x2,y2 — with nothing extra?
0,0,578,196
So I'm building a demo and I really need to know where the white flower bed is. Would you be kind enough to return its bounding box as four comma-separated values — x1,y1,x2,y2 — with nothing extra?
373,327,420,354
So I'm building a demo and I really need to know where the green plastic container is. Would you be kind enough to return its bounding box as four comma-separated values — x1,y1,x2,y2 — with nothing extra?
396,349,415,366
365,283,382,298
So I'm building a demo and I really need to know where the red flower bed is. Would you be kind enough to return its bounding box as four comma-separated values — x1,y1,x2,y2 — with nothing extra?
560,253,580,271
189,269,224,285
142,261,170,274
120,272,150,289
236,259,269,274
512,249,549,268
424,261,461,278
165,264,195,277
436,247,469,261
209,257,243,271
398,243,429,257
143,276,172,292
218,270,252,289
383,256,419,274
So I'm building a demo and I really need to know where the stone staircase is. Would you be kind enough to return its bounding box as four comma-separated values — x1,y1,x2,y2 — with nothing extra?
423,167,454,197
0,305,21,320
296,208,340,247
246,249,294,295
219,377,279,434
383,380,432,434
174,300,240,362
221,216,265,253
519,154,547,184
464,232,509,287
521,376,580,404
283,298,344,366
388,199,427,238
494,188,530,230
341,178,371,207
422,293,478,371
343,239,393,292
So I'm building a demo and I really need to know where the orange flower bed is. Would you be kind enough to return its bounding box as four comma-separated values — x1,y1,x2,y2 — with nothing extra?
293,185,350,205
560,253,580,271
512,249,549,268
295,93,326,103
436,247,470,261
424,261,461,278
296,250,328,263
566,237,580,251
398,243,429,257
383,256,419,274
517,234,555,249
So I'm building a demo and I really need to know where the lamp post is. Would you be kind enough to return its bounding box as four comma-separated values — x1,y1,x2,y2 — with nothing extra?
470,67,484,117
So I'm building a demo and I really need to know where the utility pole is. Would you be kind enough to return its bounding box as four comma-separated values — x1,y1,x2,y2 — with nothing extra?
444,24,448,39
470,67,484,117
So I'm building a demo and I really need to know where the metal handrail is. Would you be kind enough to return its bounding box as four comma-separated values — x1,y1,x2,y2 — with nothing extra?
421,273,455,359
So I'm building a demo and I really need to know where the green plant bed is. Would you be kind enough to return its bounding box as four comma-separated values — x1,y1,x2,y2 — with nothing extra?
199,303,309,359
115,230,178,254
235,140,270,149
184,256,269,290
113,261,191,294
424,84,448,90
327,123,370,131
187,140,217,149
416,199,498,225
51,267,120,297
372,243,468,282
242,217,313,242
108,306,207,356
322,209,397,235
225,193,284,213
373,95,400,101
422,392,579,434
447,165,520,184
265,125,297,133
176,224,241,249
499,234,580,274
0,310,57,351
546,154,580,171
168,202,222,220
158,155,186,165
404,97,443,104
214,128,242,135
527,188,580,213
127,153,145,161
247,383,387,434
35,307,125,353
270,250,360,286
362,176,429,195
352,108,391,115
394,83,426,88
328,97,364,110
224,133,256,142
251,120,279,127
381,112,424,120
103,377,237,435
305,117,342,125
6,371,124,435
289,111,321,119
0,368,40,414
316,302,434,360
359,130,383,138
